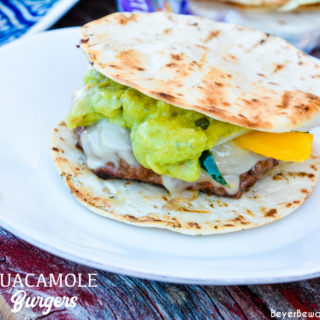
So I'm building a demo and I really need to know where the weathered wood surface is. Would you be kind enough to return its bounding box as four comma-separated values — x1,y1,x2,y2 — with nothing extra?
1,227,320,319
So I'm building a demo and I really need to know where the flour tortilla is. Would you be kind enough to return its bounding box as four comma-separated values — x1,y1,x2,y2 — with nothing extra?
51,122,320,235
189,0,320,53
212,0,320,11
80,12,320,133
189,0,320,34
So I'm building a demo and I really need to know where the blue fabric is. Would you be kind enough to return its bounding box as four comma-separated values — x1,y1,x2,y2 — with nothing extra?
0,0,59,46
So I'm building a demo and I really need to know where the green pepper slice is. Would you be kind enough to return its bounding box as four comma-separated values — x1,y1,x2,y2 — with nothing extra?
199,150,229,186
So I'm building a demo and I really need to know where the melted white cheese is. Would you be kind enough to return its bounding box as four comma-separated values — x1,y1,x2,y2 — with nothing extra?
161,175,193,194
80,121,266,195
161,142,266,195
80,119,139,170
212,141,266,175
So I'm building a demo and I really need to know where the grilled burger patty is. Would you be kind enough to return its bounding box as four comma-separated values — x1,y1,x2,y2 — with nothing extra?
75,127,278,198
95,158,278,199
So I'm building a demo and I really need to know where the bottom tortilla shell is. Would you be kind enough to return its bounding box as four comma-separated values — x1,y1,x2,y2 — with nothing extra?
51,121,320,235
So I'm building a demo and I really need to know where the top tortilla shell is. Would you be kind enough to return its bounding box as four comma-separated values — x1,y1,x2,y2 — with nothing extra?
80,12,320,133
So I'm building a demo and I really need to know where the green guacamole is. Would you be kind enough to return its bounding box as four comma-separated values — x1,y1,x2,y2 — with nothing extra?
66,69,244,182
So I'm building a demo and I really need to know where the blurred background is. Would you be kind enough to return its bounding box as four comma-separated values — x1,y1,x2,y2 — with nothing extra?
53,0,117,28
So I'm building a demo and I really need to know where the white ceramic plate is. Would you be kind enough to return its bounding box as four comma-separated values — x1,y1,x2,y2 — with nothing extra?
1,28,320,285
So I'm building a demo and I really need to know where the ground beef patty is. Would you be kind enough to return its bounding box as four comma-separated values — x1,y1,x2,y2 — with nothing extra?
75,127,278,199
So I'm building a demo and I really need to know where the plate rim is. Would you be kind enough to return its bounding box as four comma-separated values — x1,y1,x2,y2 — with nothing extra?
2,216,320,285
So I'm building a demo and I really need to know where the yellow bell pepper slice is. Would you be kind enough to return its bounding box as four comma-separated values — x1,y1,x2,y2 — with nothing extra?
234,131,313,162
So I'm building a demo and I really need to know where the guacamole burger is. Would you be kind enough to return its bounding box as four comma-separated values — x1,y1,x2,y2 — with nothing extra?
51,12,320,235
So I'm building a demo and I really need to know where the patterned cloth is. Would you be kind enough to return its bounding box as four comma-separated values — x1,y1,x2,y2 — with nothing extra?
0,0,77,46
